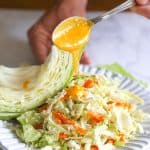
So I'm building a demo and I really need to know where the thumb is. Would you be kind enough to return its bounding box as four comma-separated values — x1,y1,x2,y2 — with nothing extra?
80,52,91,64
136,0,149,5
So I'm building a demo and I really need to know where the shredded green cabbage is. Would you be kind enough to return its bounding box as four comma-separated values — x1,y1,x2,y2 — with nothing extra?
100,63,148,88
14,74,148,150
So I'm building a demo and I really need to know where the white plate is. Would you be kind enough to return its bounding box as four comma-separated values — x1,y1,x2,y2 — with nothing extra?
0,65,150,150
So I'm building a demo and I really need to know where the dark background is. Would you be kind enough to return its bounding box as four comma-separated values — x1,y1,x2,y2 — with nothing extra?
0,0,125,10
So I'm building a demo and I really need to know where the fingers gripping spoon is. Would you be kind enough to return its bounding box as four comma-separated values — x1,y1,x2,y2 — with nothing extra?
90,0,136,24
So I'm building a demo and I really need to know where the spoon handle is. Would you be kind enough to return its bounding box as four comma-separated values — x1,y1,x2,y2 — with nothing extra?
90,0,136,24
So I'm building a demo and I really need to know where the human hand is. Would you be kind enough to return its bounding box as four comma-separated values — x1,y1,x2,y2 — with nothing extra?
28,0,91,64
131,0,150,18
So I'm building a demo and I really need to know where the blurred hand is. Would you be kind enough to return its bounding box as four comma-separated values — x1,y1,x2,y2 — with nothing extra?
28,0,91,64
131,0,150,18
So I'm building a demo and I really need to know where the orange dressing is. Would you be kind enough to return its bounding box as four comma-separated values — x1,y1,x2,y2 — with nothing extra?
60,85,86,101
52,17,93,73
87,111,105,124
22,80,30,90
58,132,69,139
90,145,99,150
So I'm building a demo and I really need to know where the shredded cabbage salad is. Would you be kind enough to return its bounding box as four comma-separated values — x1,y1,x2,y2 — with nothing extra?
15,74,148,150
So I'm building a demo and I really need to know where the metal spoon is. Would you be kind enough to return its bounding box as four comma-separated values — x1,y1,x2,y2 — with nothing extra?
90,0,136,24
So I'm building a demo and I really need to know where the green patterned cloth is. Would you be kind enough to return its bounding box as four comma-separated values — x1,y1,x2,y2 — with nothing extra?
99,63,148,88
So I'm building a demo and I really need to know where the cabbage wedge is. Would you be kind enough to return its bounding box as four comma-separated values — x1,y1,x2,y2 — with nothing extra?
0,46,73,119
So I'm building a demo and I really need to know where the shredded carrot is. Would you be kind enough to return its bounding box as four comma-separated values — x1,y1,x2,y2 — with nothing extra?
38,104,49,112
106,138,116,144
53,111,75,125
55,118,63,124
53,111,87,135
22,80,30,89
91,145,99,150
107,100,132,110
115,102,122,107
74,125,87,135
58,132,68,139
118,133,125,142
124,102,132,109
60,94,68,101
87,111,105,124
107,101,114,105
83,79,94,88
34,123,43,129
